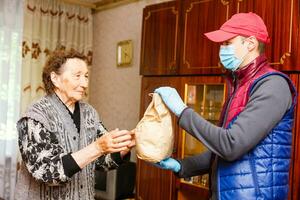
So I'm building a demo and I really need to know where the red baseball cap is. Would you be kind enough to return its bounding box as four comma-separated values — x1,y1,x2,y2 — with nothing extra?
204,12,270,43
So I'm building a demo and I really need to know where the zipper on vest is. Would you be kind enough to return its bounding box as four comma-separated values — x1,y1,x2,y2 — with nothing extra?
222,72,238,127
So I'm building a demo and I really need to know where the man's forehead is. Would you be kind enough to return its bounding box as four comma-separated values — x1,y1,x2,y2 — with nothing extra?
227,36,241,43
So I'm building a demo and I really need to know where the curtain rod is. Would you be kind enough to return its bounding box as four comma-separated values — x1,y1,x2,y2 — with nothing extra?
60,0,97,9
60,0,140,12
93,0,139,12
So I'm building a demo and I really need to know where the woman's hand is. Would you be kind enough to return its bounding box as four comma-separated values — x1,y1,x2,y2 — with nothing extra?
120,129,136,157
71,129,133,169
96,129,133,155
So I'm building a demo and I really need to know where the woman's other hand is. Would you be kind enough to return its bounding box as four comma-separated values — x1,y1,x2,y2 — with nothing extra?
71,129,133,169
120,129,136,157
96,129,132,155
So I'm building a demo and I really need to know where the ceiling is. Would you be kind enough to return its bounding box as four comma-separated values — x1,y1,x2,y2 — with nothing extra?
67,0,139,11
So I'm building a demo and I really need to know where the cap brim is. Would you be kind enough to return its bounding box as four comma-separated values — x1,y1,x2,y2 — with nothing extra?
204,30,238,43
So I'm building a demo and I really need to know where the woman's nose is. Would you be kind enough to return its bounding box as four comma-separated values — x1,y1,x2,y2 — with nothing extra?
80,76,89,88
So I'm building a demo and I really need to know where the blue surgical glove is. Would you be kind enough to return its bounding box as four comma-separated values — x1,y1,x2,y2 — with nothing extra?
153,157,181,173
154,87,187,117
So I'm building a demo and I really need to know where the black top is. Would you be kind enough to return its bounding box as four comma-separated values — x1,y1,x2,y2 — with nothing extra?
56,94,130,178
67,101,80,133
55,93,81,133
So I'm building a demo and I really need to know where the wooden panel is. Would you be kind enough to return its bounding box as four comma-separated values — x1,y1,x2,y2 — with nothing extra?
136,76,182,200
290,0,300,70
136,162,175,200
176,75,226,200
178,182,209,200
179,0,233,75
236,0,300,71
288,74,300,200
140,1,180,75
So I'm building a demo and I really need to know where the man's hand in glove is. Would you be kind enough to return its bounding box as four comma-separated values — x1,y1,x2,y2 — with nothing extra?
154,87,187,117
153,157,181,173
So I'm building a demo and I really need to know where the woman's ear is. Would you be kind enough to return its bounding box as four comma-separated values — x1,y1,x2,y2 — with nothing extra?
50,72,60,88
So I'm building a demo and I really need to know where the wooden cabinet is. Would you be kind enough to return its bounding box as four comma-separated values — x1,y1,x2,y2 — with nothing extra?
177,76,225,200
138,1,300,200
140,0,300,75
179,0,230,74
140,1,180,75
140,0,230,76
136,76,225,200
235,0,300,71
137,76,300,200
136,76,181,200
291,1,300,71
288,74,300,200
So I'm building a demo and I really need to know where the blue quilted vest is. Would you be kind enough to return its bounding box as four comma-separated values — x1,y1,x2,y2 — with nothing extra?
217,56,297,200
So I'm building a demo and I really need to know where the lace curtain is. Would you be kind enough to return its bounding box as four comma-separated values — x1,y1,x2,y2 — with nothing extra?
0,0,24,199
21,0,93,113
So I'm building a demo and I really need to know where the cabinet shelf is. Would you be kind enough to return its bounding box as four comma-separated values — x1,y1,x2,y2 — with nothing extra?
180,175,209,189
180,180,208,190
179,82,225,198
178,180,209,200
182,83,225,158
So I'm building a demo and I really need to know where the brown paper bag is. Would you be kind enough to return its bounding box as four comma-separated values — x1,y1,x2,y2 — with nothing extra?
135,93,174,163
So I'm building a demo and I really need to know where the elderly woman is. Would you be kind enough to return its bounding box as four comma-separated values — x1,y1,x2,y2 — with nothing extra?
15,50,134,200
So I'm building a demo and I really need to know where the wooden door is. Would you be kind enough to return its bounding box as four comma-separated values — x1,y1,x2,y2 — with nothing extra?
179,0,234,75
136,76,182,200
288,74,300,200
177,75,226,200
235,0,300,71
140,1,180,75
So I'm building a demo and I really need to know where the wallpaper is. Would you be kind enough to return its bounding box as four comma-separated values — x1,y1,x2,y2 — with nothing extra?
90,0,170,161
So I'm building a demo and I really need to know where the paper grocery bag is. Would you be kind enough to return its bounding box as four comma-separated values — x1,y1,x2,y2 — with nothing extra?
135,93,174,163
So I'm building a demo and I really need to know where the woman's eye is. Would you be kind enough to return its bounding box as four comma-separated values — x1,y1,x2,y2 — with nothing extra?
73,75,80,80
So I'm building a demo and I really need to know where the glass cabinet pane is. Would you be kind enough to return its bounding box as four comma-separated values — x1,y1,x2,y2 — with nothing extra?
181,83,225,188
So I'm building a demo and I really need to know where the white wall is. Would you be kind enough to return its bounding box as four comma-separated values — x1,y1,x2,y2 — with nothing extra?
90,0,171,161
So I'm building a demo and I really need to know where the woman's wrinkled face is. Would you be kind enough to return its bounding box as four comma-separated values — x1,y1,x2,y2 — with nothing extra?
52,58,88,103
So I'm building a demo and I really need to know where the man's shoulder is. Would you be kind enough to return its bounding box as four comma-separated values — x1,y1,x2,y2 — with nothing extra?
250,73,293,109
253,73,291,91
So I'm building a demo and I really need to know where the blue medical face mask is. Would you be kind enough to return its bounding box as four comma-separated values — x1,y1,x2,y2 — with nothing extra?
219,42,249,71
